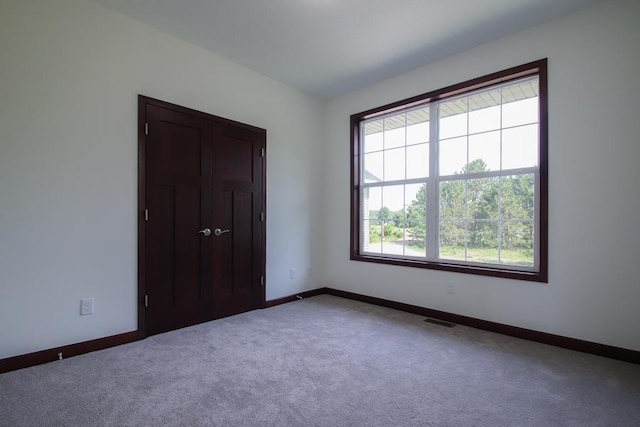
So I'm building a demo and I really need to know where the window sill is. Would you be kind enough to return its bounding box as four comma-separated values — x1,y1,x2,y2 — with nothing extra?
350,252,547,283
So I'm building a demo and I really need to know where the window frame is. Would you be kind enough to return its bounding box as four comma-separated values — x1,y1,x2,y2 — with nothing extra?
350,59,548,282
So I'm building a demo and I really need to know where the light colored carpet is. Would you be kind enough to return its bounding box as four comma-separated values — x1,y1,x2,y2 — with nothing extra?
1,295,639,426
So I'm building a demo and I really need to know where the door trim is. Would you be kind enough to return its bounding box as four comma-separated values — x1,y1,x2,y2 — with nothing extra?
138,95,267,338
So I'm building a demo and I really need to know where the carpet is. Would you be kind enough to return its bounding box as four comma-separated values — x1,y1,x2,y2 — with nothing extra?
1,295,639,426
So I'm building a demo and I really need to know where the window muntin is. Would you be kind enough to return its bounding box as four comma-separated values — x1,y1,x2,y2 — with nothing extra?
351,60,547,282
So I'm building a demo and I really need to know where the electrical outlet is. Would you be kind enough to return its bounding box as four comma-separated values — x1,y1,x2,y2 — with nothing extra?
80,298,94,315
446,282,456,295
290,268,296,279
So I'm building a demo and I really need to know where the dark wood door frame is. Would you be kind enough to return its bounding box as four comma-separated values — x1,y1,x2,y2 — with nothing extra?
137,95,267,338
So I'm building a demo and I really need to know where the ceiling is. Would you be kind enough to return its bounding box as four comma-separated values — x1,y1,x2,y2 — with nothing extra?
91,0,605,100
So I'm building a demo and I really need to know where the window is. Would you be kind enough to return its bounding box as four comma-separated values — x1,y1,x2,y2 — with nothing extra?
350,60,547,282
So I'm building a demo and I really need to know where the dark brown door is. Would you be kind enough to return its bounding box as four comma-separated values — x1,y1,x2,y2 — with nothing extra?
143,103,213,336
212,122,264,317
139,96,266,337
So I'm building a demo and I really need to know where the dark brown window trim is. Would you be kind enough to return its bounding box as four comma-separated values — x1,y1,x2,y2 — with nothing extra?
350,59,548,283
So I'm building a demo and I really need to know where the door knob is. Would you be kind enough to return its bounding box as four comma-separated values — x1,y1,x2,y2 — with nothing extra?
214,228,230,236
198,228,211,237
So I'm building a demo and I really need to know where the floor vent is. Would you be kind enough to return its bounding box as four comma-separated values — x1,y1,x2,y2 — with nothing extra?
424,318,456,328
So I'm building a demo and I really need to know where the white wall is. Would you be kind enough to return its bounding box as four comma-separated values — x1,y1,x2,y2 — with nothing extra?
0,0,321,359
321,0,640,351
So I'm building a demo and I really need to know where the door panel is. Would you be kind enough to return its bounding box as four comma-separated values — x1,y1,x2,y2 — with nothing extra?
144,104,213,336
212,123,264,318
139,96,265,336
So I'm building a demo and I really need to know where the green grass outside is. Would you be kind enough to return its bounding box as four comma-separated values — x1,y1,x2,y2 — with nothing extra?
438,245,533,266
370,225,533,266
402,243,533,266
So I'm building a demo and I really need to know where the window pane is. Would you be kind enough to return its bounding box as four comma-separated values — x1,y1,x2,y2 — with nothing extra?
501,78,538,127
384,147,405,181
362,219,372,250
364,187,382,219
380,228,404,256
500,175,534,220
363,120,383,153
382,185,405,213
466,177,499,220
375,185,404,256
405,183,423,209
502,97,538,128
401,228,426,257
405,183,426,254
468,131,500,172
439,98,468,139
364,151,383,183
439,221,466,261
500,221,534,266
502,124,538,169
405,225,426,256
502,78,538,128
406,143,429,179
407,106,430,145
364,131,383,153
467,221,499,264
363,185,405,254
468,89,501,134
384,115,405,149
439,180,465,220
407,121,429,145
439,136,467,175
363,219,382,254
